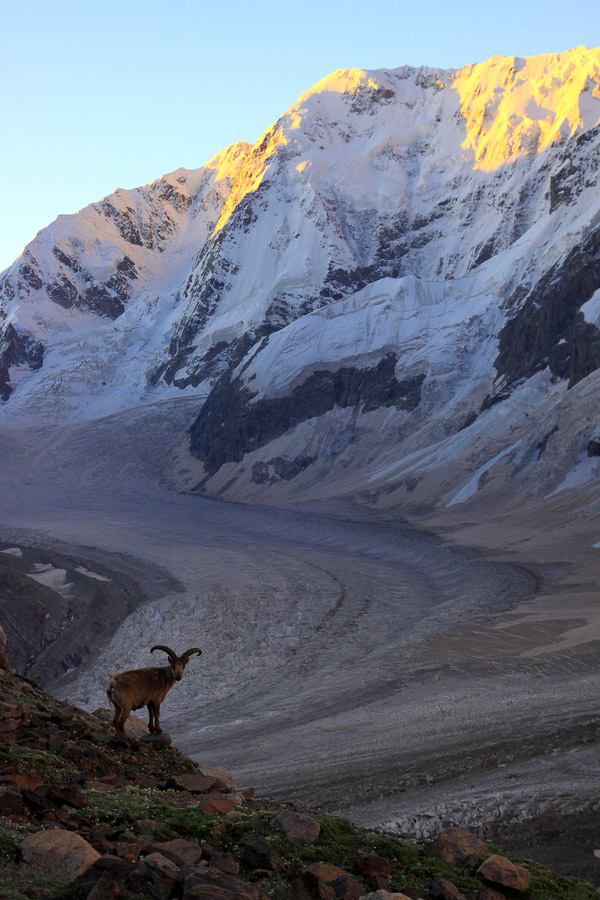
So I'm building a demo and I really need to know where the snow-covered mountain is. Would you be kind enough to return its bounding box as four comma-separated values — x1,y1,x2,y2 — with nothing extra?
2,47,600,511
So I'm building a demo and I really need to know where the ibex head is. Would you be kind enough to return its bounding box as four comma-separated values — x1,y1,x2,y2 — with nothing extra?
151,645,203,681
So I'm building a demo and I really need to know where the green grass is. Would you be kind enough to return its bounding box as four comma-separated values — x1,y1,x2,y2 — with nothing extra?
0,746,71,779
82,795,600,900
0,864,68,900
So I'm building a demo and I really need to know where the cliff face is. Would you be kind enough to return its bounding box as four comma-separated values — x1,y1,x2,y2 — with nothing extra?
2,48,600,511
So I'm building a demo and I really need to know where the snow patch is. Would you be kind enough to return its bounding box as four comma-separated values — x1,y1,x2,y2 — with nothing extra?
447,442,520,506
74,566,111,582
547,455,599,496
27,564,74,598
580,288,600,324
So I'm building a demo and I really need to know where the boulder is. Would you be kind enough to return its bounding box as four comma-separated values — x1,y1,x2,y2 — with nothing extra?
196,764,236,791
476,889,506,900
271,810,321,846
303,864,367,900
354,858,392,878
477,856,531,892
166,773,227,794
210,851,241,876
241,834,283,872
20,829,101,879
199,793,237,815
125,851,181,899
428,826,486,867
50,705,75,724
0,788,23,816
183,868,266,900
431,878,467,900
116,839,148,862
53,854,136,899
136,818,158,836
42,783,88,810
152,838,204,867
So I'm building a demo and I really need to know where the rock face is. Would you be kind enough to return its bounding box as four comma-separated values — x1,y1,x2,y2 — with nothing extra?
2,49,600,515
20,829,101,879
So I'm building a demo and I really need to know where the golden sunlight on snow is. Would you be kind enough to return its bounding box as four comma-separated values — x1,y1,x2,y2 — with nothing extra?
453,46,600,171
209,127,288,236
197,48,600,238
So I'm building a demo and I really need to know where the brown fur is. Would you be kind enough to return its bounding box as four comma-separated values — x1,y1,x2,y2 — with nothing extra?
106,645,202,738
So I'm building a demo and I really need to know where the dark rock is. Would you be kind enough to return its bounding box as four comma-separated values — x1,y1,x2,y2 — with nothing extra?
136,817,158,836
189,353,425,477
125,851,181,899
303,864,366,900
152,838,204,867
21,786,55,814
43,783,88,810
116,839,148,862
271,810,321,846
0,788,23,816
53,854,136,899
251,456,316,485
353,858,391,878
476,889,506,900
140,731,173,749
50,705,75,724
477,855,531,892
183,867,266,900
196,765,236,791
0,323,44,401
537,424,559,458
430,877,467,900
427,826,486,867
115,809,136,826
287,876,313,900
241,834,283,872
587,438,600,457
210,851,241,876
199,793,237,815
166,772,228,793
490,224,600,398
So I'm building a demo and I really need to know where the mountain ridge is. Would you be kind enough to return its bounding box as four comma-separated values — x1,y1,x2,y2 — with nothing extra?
1,46,600,517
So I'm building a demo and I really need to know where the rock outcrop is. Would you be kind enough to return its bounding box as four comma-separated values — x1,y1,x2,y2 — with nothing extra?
0,574,593,900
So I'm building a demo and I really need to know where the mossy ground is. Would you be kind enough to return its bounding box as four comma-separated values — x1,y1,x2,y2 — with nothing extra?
0,669,599,900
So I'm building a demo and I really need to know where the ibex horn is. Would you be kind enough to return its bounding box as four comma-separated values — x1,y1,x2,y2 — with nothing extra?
180,647,203,664
150,645,178,664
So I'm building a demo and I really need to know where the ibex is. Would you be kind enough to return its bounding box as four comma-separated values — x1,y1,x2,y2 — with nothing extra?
106,645,202,738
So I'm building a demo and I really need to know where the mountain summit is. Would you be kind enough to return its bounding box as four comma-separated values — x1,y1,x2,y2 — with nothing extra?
1,47,600,511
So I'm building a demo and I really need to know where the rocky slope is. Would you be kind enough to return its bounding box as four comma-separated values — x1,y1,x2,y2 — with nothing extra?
0,630,598,899
1,48,600,519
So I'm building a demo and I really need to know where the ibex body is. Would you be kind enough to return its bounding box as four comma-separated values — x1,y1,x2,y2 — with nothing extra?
106,645,202,738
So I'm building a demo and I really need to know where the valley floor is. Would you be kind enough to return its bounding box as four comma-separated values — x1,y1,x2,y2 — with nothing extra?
0,400,599,882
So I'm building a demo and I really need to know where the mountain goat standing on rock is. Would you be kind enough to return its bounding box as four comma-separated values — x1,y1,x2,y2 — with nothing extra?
106,645,202,738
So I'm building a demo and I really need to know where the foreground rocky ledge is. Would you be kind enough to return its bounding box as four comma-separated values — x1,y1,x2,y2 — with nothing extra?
0,654,598,900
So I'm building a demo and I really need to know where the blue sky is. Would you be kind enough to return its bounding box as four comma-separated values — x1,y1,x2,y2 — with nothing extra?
1,0,599,272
